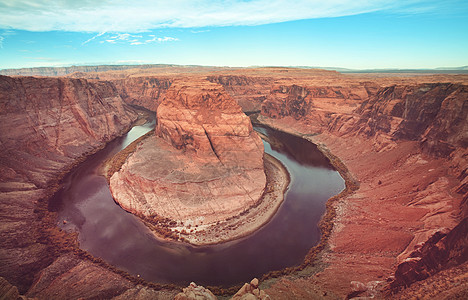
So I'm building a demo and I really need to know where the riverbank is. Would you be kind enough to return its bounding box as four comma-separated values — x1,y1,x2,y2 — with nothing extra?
255,115,463,299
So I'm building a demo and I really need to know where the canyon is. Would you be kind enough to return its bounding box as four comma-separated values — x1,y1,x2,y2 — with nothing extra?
0,66,466,299
109,78,287,245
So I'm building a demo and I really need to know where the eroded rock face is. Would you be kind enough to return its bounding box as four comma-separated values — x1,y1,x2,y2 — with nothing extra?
261,84,369,120
112,77,172,111
110,79,266,226
0,75,137,189
353,83,468,153
391,218,468,290
259,79,468,298
156,79,264,167
0,75,137,292
232,278,270,300
207,75,273,112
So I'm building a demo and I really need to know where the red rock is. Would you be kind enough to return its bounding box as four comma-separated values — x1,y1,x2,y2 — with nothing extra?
110,78,266,227
112,76,172,111
207,75,273,112
0,75,137,292
174,282,217,300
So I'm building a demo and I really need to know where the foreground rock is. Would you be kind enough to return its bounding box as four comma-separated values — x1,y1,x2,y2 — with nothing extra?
174,282,217,300
232,278,270,300
174,278,270,300
110,79,267,241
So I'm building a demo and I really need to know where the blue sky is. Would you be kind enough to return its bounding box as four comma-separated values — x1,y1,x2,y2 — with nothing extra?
0,0,467,69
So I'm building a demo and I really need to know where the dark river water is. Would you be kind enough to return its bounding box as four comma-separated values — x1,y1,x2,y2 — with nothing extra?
49,116,345,287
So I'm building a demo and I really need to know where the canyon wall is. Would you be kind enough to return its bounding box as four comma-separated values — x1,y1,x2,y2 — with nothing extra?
260,80,468,298
207,75,273,112
0,75,138,293
1,69,466,298
111,77,172,111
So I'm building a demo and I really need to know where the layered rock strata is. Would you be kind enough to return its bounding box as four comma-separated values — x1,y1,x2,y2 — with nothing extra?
1,68,467,299
207,75,273,112
111,77,172,111
110,79,266,229
0,75,138,292
259,81,468,298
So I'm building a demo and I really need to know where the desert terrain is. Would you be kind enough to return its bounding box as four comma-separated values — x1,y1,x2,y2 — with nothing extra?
0,65,467,299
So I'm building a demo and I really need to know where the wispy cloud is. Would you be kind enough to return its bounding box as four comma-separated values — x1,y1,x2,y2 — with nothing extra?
0,29,16,48
191,29,211,34
0,0,460,32
84,32,178,46
82,31,106,45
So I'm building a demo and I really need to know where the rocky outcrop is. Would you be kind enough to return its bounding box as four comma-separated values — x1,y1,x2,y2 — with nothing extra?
174,282,217,300
262,84,368,120
351,83,468,153
0,276,21,300
390,218,468,290
261,83,369,138
0,75,137,292
110,78,266,229
232,278,270,300
112,77,172,111
259,80,468,298
26,254,134,299
0,75,137,189
207,75,273,112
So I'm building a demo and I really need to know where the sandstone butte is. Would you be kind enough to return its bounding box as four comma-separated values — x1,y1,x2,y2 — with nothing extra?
110,78,268,234
0,66,467,299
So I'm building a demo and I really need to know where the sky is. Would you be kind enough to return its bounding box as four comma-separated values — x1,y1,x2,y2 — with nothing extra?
0,0,467,70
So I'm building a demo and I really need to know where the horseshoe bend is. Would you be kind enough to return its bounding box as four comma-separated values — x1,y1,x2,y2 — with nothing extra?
108,78,286,245
0,66,467,299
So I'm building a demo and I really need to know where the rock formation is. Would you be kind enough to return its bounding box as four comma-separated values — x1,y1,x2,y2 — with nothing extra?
111,77,172,111
259,79,468,298
110,78,266,228
207,75,273,112
261,84,369,120
0,75,137,189
232,278,270,300
1,67,467,299
0,75,137,292
390,217,468,290
174,282,217,300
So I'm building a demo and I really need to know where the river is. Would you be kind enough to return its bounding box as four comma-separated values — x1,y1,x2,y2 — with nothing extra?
49,116,345,287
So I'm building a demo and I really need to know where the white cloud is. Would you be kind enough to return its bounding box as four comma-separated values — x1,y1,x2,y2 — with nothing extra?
144,36,179,43
0,29,16,48
0,0,446,33
82,31,106,45
84,32,178,45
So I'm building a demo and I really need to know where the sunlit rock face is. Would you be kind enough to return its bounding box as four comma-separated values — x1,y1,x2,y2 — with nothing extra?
110,78,266,225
